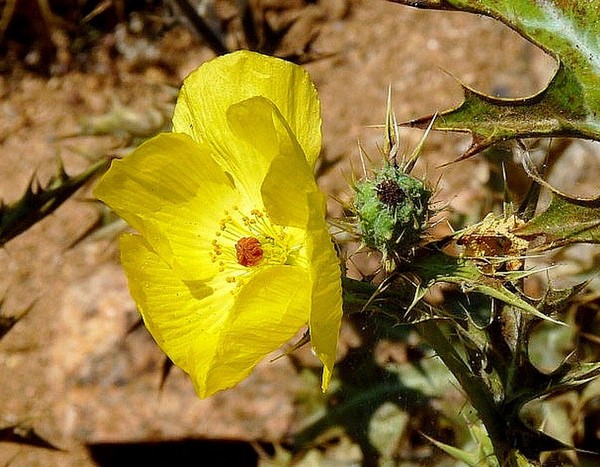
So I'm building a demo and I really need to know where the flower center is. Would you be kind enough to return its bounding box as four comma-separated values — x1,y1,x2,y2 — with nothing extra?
235,236,264,267
210,205,304,291
376,179,406,208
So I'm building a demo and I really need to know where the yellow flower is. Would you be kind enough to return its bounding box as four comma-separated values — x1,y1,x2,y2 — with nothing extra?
94,51,343,398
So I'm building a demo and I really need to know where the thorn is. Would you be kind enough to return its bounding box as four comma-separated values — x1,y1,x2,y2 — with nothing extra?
0,424,64,451
159,357,174,392
271,329,310,362
357,140,369,179
437,138,491,167
501,162,513,216
55,157,69,182
405,112,437,174
384,85,400,166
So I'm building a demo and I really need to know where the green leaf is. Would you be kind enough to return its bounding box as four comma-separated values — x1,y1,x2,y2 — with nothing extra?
515,194,600,249
390,0,600,158
424,421,538,467
545,360,600,396
291,346,430,463
412,251,563,324
423,432,493,467
507,357,600,412
0,159,109,247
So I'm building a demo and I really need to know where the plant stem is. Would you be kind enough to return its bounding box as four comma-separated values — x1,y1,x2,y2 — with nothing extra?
416,319,520,466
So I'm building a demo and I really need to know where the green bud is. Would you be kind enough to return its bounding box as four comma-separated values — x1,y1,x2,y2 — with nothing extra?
354,164,431,258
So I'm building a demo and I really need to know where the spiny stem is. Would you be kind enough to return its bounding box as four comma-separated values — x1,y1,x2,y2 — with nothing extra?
416,319,520,466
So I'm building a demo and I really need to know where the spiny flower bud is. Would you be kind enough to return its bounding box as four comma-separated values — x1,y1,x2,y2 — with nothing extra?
354,164,431,259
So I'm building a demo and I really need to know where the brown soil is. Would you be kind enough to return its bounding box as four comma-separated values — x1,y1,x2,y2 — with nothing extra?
0,0,560,465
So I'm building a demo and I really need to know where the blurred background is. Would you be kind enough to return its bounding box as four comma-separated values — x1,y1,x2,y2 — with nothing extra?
2,1,597,465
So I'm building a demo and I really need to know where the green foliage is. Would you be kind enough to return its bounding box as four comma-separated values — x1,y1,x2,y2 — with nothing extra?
289,305,456,466
390,0,600,159
517,194,600,249
312,2,600,464
511,153,600,249
424,422,535,467
334,92,597,466
0,159,109,247
411,250,561,324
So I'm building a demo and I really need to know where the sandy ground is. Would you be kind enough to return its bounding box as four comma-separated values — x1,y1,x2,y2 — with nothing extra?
0,0,567,464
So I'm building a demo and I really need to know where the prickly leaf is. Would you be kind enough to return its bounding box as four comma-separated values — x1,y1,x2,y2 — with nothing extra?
391,0,600,158
515,194,600,249
412,252,562,324
0,159,109,247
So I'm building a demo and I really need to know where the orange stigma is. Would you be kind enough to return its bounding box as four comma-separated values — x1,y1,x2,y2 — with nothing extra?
235,237,264,267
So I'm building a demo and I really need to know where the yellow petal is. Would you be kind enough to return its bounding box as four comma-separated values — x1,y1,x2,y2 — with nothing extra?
228,95,342,388
226,96,319,228
94,133,238,280
121,233,311,398
195,265,310,397
99,51,342,399
120,233,226,375
172,50,322,169
305,191,343,391
219,96,287,205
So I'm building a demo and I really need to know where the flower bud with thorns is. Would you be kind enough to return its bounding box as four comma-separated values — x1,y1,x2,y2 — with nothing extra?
354,164,431,260
352,89,434,263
